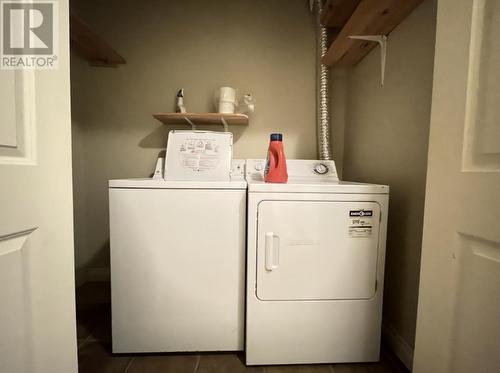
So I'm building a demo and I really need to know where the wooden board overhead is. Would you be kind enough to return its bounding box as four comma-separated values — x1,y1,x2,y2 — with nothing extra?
322,0,423,67
320,0,361,28
70,13,126,67
153,113,249,126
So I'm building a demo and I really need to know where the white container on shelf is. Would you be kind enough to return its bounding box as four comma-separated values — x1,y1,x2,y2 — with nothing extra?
215,86,237,113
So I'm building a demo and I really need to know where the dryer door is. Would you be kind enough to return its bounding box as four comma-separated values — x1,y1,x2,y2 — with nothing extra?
256,200,380,301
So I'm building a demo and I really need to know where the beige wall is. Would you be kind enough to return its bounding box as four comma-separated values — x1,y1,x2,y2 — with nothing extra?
71,0,319,279
338,0,437,366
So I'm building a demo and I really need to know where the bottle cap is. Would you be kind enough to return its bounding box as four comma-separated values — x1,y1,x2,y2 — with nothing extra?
270,133,283,141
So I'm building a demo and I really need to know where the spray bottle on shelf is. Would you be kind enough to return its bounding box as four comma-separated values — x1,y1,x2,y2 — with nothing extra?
264,133,288,183
175,89,186,113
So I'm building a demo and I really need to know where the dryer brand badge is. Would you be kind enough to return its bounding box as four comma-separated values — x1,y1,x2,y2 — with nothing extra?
349,210,373,217
348,210,373,238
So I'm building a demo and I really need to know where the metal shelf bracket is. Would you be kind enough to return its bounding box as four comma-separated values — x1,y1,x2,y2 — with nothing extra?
220,117,229,132
348,34,387,86
183,116,196,130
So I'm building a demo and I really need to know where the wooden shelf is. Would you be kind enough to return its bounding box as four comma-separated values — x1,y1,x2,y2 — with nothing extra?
322,0,423,67
321,0,361,29
70,13,126,67
153,113,249,126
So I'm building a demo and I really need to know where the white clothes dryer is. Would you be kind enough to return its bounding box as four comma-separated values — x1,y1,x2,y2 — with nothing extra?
245,159,389,365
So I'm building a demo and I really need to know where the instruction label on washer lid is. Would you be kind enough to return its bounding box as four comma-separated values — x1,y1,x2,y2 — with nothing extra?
179,138,220,172
348,210,373,237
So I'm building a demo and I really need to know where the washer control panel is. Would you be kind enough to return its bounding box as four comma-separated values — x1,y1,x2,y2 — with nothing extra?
231,159,246,179
246,159,338,182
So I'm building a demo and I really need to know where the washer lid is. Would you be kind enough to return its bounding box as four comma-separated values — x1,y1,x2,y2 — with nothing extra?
164,130,233,181
109,178,246,190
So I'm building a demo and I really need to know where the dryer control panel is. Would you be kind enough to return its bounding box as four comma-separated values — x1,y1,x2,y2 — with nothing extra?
246,159,339,182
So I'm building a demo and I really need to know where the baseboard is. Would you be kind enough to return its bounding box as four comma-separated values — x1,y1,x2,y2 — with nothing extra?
382,320,414,371
85,267,111,282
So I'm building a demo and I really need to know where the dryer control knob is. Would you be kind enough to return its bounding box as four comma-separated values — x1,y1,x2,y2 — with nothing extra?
255,163,263,171
313,163,329,175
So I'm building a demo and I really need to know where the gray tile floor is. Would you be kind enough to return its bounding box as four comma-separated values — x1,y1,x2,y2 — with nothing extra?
77,283,408,373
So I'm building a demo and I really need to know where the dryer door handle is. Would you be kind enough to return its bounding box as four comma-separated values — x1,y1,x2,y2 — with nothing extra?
265,232,280,271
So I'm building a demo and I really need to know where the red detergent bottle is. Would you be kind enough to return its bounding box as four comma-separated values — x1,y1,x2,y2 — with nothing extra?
264,133,288,183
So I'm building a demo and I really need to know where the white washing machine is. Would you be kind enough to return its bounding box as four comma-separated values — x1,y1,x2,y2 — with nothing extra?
109,131,246,353
245,159,389,365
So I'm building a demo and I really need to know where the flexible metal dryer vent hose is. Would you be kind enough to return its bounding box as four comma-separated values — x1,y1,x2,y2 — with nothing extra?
314,0,333,160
